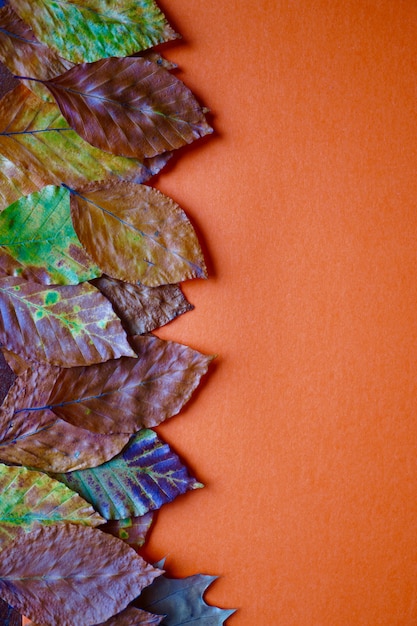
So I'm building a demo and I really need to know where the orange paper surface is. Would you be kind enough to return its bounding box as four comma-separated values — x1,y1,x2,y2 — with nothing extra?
140,1,417,624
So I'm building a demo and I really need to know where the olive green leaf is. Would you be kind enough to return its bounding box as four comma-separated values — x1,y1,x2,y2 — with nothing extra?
54,430,202,519
0,84,171,210
0,186,101,285
0,277,136,367
0,463,104,549
9,0,178,64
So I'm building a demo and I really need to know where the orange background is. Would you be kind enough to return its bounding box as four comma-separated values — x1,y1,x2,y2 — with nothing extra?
141,1,417,624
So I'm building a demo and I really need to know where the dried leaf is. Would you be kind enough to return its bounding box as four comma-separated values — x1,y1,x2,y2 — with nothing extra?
0,347,29,376
137,573,236,625
0,463,104,549
101,513,154,548
91,276,193,335
0,277,136,367
0,524,160,626
27,607,163,626
0,186,101,285
71,182,207,286
41,57,212,160
0,85,170,210
0,365,129,472
54,430,202,519
0,5,73,100
9,0,177,64
0,598,21,626
29,334,212,434
0,348,16,403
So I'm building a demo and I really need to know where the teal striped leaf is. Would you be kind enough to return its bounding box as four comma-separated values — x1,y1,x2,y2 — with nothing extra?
54,430,203,519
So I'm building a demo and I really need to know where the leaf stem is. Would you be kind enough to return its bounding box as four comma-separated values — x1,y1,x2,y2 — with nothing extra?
14,75,46,84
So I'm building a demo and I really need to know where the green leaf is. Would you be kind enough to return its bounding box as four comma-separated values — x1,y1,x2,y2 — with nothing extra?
0,85,170,210
101,513,154,548
9,0,178,63
0,364,130,472
0,185,101,285
0,524,161,626
0,277,136,367
137,572,236,625
54,430,203,519
0,463,104,549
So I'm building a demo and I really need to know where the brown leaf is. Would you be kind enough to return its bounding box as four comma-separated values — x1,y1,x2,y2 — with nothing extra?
0,348,15,404
5,334,212,435
70,182,207,286
42,57,212,159
27,606,163,626
0,85,171,210
101,513,154,548
0,365,129,472
91,276,193,335
0,277,136,367
0,346,30,376
0,5,73,100
0,524,160,626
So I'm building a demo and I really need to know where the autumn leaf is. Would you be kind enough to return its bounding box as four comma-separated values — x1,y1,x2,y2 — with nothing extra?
0,463,104,549
70,182,207,286
54,430,202,519
137,572,236,625
37,57,212,160
27,607,163,626
101,512,154,548
0,346,29,376
0,598,21,626
0,186,101,285
0,347,15,403
0,5,73,100
0,85,171,210
0,276,136,367
91,276,193,335
0,524,161,626
0,365,130,472
8,0,177,64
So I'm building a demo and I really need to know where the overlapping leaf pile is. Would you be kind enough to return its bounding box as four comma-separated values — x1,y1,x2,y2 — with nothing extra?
0,1,233,624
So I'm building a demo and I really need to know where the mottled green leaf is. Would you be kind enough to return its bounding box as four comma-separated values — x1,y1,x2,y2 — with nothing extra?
0,85,170,210
0,364,129,472
0,524,161,626
0,598,21,626
71,182,207,286
54,430,202,519
101,512,154,548
41,57,212,160
0,463,104,549
0,5,73,100
91,276,193,335
137,573,236,625
0,277,136,367
9,0,177,64
0,186,101,285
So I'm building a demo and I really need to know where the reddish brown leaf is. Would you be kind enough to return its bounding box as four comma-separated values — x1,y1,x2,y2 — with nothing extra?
0,277,136,367
0,346,30,376
27,606,163,626
0,365,129,472
70,182,207,286
0,524,160,626
4,334,212,435
101,513,154,548
91,276,193,335
41,57,212,159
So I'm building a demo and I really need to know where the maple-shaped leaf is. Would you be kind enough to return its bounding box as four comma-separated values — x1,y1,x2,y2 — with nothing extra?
0,186,101,285
27,607,163,626
54,429,202,519
91,276,193,335
0,5,73,100
70,182,207,286
0,463,104,549
0,276,136,367
9,0,177,64
0,364,129,472
137,572,236,625
0,598,21,626
0,524,161,626
36,57,212,160
101,512,154,548
29,334,212,434
0,85,171,210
